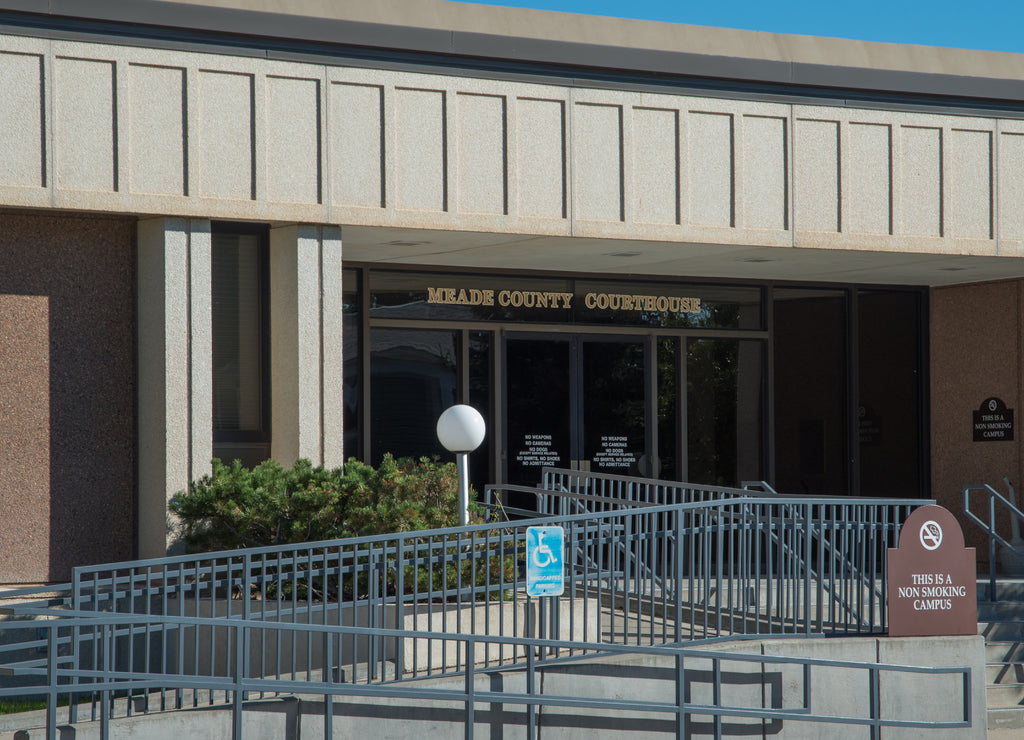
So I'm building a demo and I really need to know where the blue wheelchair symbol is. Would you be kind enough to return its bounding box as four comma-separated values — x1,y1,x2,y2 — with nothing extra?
526,526,564,597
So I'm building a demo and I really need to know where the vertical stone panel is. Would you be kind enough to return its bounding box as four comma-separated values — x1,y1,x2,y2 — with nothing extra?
189,222,212,485
632,107,679,225
198,70,254,199
0,295,50,582
0,52,45,188
266,76,321,204
395,87,446,212
321,227,345,468
138,218,212,557
516,97,565,219
999,132,1024,240
0,213,135,579
688,111,733,227
129,64,186,196
270,226,306,465
900,125,943,237
456,92,506,215
574,102,623,222
54,57,116,192
950,128,992,240
330,82,384,208
848,122,892,234
268,224,344,468
742,115,788,229
795,118,840,232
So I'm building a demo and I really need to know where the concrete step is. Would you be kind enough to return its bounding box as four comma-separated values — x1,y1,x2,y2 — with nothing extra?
986,683,1024,709
978,579,1024,602
975,585,1024,729
986,641,1024,664
978,601,1024,621
986,662,1024,684
989,706,1024,731
978,621,1024,641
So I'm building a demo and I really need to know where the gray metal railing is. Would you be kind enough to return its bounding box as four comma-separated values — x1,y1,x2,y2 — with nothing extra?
0,613,972,740
13,495,920,662
541,467,770,510
0,483,934,738
964,478,1024,599
513,470,901,631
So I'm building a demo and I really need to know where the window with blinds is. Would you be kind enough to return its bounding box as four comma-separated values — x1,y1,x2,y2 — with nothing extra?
211,227,269,465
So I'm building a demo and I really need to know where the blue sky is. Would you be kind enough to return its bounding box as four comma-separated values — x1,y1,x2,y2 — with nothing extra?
458,1,1024,53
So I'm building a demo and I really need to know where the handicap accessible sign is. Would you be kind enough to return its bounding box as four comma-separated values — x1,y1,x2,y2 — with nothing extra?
526,526,564,597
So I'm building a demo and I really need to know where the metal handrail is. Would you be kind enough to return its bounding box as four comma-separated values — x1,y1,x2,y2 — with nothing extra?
541,467,766,506
0,612,972,740
0,485,934,738
963,478,1024,599
741,480,780,495
57,494,923,640
536,471,901,630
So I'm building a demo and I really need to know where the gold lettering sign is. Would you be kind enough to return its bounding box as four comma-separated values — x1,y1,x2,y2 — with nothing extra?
426,287,702,314
496,290,574,308
427,288,573,308
426,287,496,306
582,292,701,314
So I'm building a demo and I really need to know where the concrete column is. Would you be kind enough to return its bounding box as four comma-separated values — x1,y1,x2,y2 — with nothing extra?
269,225,344,468
137,218,212,558
323,228,345,468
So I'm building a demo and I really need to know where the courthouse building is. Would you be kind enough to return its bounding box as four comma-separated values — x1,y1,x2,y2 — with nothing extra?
2,0,1023,581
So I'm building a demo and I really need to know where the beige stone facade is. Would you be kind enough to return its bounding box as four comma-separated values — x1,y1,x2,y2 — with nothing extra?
1,33,1024,261
2,0,1024,577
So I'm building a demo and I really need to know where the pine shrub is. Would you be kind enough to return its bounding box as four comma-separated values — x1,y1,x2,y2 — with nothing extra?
169,454,477,552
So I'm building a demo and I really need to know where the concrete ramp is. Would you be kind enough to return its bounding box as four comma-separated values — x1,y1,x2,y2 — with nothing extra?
0,634,985,739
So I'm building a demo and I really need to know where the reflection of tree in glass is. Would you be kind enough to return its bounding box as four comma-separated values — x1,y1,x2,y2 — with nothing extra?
610,344,645,431
584,343,645,473
656,338,678,480
641,302,740,330
687,339,739,487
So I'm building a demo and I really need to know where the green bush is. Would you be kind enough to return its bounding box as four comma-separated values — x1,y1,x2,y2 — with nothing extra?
170,454,479,553
340,455,469,537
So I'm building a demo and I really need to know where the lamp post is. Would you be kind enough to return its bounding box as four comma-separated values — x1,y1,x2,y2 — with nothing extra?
436,405,486,526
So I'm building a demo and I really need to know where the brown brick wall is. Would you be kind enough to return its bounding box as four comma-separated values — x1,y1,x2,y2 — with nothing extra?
0,211,136,582
931,279,1024,569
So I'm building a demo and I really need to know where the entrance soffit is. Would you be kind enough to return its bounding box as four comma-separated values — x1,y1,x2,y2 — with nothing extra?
341,226,1024,287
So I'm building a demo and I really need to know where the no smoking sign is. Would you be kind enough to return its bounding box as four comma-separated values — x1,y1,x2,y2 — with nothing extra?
919,520,943,551
887,505,976,636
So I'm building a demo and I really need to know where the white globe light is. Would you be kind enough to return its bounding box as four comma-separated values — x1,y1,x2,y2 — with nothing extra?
436,405,486,453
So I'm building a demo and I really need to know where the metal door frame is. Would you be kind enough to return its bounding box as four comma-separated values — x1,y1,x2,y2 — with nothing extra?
501,331,653,483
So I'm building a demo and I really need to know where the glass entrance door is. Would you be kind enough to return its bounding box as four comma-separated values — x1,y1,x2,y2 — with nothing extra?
504,335,649,485
580,339,647,476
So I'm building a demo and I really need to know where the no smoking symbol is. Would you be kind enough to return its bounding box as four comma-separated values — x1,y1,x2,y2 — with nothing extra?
919,520,943,551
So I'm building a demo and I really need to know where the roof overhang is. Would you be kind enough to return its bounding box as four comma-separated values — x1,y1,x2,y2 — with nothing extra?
341,226,1024,288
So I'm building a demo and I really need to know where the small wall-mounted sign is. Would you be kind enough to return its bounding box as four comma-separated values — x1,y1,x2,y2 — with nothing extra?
858,404,883,447
592,435,637,470
515,434,560,468
887,505,977,637
973,397,1014,442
